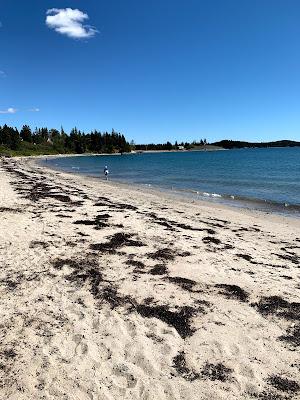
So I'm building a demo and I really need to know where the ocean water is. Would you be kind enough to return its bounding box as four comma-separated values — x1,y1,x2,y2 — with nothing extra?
43,148,300,216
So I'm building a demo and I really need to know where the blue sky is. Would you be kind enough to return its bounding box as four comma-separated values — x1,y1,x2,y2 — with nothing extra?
1,0,300,143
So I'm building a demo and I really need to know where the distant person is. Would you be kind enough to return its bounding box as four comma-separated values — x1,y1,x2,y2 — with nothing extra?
104,166,109,180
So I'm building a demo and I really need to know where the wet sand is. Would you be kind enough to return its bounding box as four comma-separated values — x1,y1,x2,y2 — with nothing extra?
0,157,299,400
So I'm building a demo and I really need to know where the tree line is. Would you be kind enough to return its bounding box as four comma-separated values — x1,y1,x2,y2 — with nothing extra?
211,139,300,149
0,124,131,155
133,139,208,151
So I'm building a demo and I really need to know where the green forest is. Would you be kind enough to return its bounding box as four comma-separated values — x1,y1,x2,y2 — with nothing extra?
0,124,131,156
1,123,299,157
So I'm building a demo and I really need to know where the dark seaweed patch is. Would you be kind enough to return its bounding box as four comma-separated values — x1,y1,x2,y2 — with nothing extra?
143,212,217,234
215,284,249,302
279,275,293,280
172,352,200,381
0,207,22,213
267,375,300,393
114,203,138,211
52,257,103,297
201,362,232,382
273,252,299,265
249,391,286,399
136,304,199,338
74,214,111,229
0,279,19,290
52,257,135,308
125,260,145,268
168,277,196,291
29,241,49,249
2,349,17,359
149,264,168,275
202,236,221,245
94,198,137,211
279,324,300,347
77,231,90,237
90,232,144,253
147,248,176,261
100,287,134,309
236,253,254,262
4,168,84,206
254,296,300,321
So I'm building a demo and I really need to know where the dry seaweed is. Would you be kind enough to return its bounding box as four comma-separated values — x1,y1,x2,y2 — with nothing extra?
201,362,233,382
279,324,300,347
149,264,168,275
136,304,199,338
90,232,144,253
215,284,249,302
168,277,197,291
253,296,300,321
267,375,300,393
147,248,176,261
172,352,200,381
202,236,221,245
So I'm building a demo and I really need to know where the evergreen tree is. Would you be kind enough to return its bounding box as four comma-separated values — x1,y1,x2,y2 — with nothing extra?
20,125,32,142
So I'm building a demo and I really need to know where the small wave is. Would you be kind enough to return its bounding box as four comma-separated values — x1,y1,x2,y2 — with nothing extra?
202,192,222,198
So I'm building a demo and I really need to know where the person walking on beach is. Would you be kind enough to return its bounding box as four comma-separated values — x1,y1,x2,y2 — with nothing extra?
104,165,109,180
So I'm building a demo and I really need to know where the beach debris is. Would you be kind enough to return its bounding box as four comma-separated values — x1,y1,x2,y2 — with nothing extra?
147,248,176,261
125,260,145,269
149,264,168,275
215,284,249,302
29,240,49,249
202,236,221,245
136,304,199,338
147,248,190,261
172,352,200,381
90,232,145,253
236,253,255,262
74,213,111,229
100,286,134,309
201,362,233,382
267,375,300,393
273,252,299,265
1,349,17,360
279,324,300,347
0,207,22,213
52,257,103,297
94,198,137,211
168,276,197,291
253,296,300,321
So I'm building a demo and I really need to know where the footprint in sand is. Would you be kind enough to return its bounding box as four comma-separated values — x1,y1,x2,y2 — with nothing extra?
112,364,137,389
73,334,88,356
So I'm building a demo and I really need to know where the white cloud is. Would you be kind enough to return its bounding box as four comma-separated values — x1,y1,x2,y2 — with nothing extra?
0,107,17,114
46,8,98,39
0,70,6,77
28,108,40,112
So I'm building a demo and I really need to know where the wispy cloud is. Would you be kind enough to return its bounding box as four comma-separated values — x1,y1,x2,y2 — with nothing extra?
0,107,17,114
0,70,6,78
28,107,40,112
46,8,98,39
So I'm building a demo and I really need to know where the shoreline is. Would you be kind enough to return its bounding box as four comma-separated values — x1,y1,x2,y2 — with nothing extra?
0,157,299,399
36,155,300,220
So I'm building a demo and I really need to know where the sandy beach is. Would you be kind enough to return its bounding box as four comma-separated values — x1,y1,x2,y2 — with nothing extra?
0,157,299,400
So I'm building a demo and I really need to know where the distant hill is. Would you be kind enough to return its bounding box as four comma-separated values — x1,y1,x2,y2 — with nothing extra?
211,140,300,149
189,144,225,151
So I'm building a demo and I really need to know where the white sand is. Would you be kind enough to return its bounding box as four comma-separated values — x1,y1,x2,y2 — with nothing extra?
0,157,299,400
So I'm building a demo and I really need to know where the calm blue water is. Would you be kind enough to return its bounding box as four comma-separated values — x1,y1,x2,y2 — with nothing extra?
43,148,300,215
